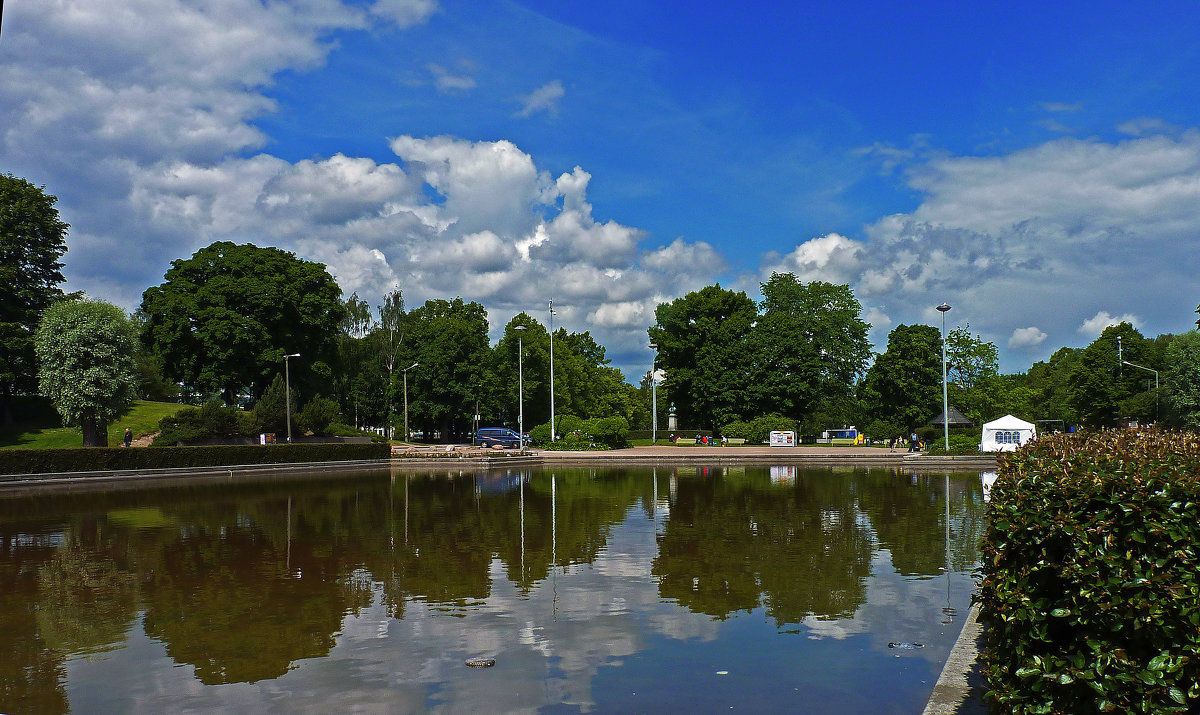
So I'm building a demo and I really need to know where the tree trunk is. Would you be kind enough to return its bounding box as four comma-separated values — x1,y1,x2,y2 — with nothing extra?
81,415,108,447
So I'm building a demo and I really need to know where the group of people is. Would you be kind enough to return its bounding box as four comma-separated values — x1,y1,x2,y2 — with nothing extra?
888,432,924,452
667,433,727,446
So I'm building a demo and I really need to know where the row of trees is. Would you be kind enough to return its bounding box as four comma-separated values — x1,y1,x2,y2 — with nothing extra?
6,171,1200,446
648,278,1200,437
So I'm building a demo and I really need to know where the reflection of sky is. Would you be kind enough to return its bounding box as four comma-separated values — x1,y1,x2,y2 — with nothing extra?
60,475,981,714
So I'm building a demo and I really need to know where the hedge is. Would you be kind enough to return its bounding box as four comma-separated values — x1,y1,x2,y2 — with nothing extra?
1,442,391,476
977,430,1200,713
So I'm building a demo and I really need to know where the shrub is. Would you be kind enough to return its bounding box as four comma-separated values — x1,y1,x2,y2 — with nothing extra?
925,433,981,455
1,442,391,475
977,430,1200,713
532,415,629,450
720,414,796,445
298,395,340,436
529,423,553,446
156,400,246,445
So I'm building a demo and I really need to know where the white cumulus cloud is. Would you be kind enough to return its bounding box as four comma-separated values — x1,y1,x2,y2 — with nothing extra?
1008,327,1048,350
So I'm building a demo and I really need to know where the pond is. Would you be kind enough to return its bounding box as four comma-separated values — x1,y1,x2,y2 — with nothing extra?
0,465,986,714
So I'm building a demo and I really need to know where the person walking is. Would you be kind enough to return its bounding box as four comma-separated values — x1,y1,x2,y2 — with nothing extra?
123,427,133,447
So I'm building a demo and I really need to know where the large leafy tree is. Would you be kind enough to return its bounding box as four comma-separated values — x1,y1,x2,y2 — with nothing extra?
0,174,70,426
748,275,871,425
649,284,757,431
399,297,491,441
860,323,942,431
34,299,138,446
944,324,1000,423
1164,331,1200,429
1067,322,1157,427
139,242,345,406
1025,346,1082,426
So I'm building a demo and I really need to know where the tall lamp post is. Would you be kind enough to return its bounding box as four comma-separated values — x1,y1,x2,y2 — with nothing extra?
936,302,952,451
649,343,659,444
515,325,526,455
402,362,418,443
284,352,300,443
549,300,556,442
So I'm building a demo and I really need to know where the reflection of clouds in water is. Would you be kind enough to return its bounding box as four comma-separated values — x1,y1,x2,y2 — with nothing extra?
63,491,974,711
800,548,973,667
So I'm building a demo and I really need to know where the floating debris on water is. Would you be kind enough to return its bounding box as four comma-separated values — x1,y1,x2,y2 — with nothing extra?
465,657,496,667
887,642,924,649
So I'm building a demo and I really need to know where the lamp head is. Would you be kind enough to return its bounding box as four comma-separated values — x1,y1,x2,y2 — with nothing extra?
936,303,951,313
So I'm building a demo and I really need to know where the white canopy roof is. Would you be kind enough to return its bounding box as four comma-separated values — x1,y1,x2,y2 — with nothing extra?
982,414,1035,431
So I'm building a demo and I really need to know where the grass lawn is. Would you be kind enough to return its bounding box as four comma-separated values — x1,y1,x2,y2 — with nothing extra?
0,400,186,449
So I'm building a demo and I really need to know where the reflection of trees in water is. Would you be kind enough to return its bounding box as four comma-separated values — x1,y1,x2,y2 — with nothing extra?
140,514,374,684
0,529,69,715
653,471,873,624
36,544,137,655
0,467,986,702
856,471,984,576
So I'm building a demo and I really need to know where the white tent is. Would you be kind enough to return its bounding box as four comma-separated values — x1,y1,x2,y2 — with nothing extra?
980,415,1036,452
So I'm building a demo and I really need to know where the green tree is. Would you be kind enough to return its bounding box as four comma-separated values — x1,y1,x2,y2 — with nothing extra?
649,284,757,431
139,242,344,406
1163,331,1200,429
400,297,491,441
860,324,942,431
748,275,871,425
0,174,71,427
1025,346,1082,426
943,325,1000,423
34,299,138,446
1067,323,1156,427
377,288,405,436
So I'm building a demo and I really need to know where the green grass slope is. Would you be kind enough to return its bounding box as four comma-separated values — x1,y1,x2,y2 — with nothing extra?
0,400,186,449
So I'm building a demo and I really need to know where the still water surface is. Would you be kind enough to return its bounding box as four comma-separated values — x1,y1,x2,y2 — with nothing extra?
0,465,985,714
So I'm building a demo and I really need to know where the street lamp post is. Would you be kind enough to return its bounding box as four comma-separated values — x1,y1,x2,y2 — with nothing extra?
515,325,526,455
549,300,556,442
936,302,952,451
649,343,659,445
283,353,300,443
402,362,418,443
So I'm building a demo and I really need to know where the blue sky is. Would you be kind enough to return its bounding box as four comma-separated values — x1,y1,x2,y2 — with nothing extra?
3,0,1200,380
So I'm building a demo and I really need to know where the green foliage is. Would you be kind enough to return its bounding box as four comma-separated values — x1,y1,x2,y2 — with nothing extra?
139,241,345,406
978,430,1200,713
529,422,552,445
862,418,904,442
34,299,139,446
531,415,629,449
720,414,797,445
1067,323,1158,427
945,324,999,392
747,276,872,421
924,432,980,454
649,284,758,431
1025,346,1082,427
1163,331,1200,429
860,323,942,430
156,401,249,445
253,373,290,435
400,298,490,441
0,399,184,449
1,442,390,475
299,395,340,436
0,174,70,426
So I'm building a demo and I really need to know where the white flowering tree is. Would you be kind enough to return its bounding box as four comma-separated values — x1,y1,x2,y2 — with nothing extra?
35,299,138,446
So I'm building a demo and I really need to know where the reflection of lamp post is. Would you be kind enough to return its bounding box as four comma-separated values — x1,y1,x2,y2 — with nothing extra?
284,352,300,443
549,300,556,442
402,362,418,443
943,473,954,624
515,325,526,456
936,302,952,451
649,343,659,444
